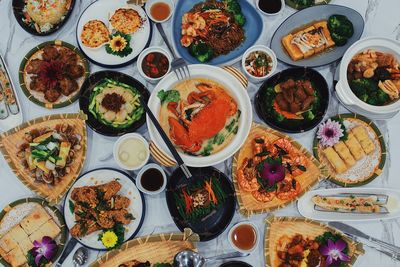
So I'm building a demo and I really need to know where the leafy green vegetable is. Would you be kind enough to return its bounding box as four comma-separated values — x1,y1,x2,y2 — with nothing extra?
105,32,133,57
330,32,348,46
189,41,214,63
157,89,180,104
327,15,354,46
69,200,75,214
225,0,246,26
234,13,246,26
350,78,389,106
293,0,314,9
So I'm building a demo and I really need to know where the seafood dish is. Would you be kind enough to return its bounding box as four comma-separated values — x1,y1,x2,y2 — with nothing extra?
81,20,110,48
0,113,87,204
233,123,324,215
173,176,227,221
180,0,246,62
0,54,20,121
88,78,144,129
282,15,354,61
265,217,363,267
20,41,89,108
314,114,385,186
347,49,400,106
0,198,67,267
244,50,273,78
110,8,143,34
69,180,134,249
16,0,73,34
158,78,240,156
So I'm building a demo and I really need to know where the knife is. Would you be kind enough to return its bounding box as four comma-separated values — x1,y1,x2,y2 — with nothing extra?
328,222,400,260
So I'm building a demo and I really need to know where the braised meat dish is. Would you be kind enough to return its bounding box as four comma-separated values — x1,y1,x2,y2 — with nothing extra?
275,79,316,114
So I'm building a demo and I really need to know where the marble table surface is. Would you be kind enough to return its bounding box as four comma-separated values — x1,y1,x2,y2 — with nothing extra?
1,0,400,266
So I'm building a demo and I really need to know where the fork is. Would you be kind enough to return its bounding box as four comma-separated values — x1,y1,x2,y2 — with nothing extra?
156,23,191,80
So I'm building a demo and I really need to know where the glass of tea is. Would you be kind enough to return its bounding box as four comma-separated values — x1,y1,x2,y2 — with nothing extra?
145,0,174,23
228,221,259,253
136,163,167,195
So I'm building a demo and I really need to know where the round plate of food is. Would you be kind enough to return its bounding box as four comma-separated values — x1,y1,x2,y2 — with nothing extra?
12,0,76,36
79,71,150,137
63,167,145,251
19,40,90,109
171,0,263,65
285,0,331,10
166,166,236,241
255,67,329,133
76,0,152,68
0,198,67,267
270,4,364,67
147,64,252,167
313,113,386,187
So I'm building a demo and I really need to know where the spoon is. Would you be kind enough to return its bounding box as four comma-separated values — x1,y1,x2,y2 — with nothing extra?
173,250,249,267
72,247,89,267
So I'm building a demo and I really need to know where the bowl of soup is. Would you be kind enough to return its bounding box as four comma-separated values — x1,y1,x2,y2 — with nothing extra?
228,221,259,253
145,0,174,23
113,133,150,170
137,46,171,83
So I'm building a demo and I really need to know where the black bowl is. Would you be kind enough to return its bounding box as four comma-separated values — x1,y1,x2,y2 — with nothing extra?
12,0,76,36
255,67,329,133
220,261,253,267
79,70,150,137
166,166,236,241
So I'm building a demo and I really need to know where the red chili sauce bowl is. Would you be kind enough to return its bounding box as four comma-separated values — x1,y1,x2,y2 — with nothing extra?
141,52,170,79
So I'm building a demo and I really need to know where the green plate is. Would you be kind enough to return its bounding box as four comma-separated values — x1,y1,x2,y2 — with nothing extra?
0,197,67,267
19,40,90,109
313,113,387,187
285,0,331,10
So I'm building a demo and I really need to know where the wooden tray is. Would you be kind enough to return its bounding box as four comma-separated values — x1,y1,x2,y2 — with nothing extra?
232,122,327,216
264,216,364,267
0,113,87,204
90,228,199,267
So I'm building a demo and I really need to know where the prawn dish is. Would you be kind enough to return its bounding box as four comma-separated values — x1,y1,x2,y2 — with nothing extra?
158,78,240,156
233,123,325,214
180,0,246,62
21,41,89,108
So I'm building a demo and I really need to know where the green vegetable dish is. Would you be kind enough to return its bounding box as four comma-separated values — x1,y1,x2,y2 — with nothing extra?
327,15,354,46
89,78,144,129
180,0,246,62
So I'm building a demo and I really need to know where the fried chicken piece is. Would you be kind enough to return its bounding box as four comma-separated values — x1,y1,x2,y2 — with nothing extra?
119,260,150,267
59,77,78,96
65,64,85,79
111,209,133,225
44,88,61,102
26,59,45,74
108,195,131,210
74,203,98,221
97,180,122,200
29,77,46,92
70,220,100,238
71,186,99,208
42,45,59,61
97,212,116,229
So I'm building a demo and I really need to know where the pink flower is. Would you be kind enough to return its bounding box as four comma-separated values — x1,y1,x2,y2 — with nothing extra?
319,239,351,266
317,119,344,147
31,236,57,266
261,161,285,187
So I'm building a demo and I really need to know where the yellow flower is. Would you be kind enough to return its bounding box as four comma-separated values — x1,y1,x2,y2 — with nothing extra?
109,35,127,52
101,230,118,248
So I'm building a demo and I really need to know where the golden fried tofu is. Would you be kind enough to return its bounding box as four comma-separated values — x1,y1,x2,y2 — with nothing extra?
39,220,60,239
20,206,51,235
8,226,28,243
0,234,18,253
282,34,303,61
4,246,26,267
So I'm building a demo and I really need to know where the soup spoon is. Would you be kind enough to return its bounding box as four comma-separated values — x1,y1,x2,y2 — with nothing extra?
173,250,249,267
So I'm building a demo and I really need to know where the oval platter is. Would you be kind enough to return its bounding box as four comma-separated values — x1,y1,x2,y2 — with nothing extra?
270,4,364,67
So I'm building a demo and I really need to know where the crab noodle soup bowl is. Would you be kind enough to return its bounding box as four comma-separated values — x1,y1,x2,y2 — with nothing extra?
336,37,400,119
147,65,252,167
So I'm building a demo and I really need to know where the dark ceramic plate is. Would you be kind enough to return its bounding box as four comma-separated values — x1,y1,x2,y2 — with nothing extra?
270,4,364,67
12,0,75,36
219,261,253,267
255,67,329,133
166,166,236,241
79,70,150,136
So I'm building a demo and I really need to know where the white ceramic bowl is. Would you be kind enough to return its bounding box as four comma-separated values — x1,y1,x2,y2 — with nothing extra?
228,221,259,253
255,0,285,16
135,163,167,195
113,133,150,171
144,0,174,23
242,45,277,84
336,37,400,120
137,46,172,83
147,64,253,167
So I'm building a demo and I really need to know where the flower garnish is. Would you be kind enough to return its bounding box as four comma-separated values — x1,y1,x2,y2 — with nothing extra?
105,32,133,57
100,230,118,249
29,236,58,266
319,239,351,266
317,119,344,147
109,35,127,52
260,158,285,187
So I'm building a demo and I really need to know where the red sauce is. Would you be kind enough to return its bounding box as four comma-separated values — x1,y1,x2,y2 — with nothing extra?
230,224,257,251
150,2,171,22
141,52,169,78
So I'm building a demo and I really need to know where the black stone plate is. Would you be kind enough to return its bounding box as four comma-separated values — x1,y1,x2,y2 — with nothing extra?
219,261,253,267
166,166,236,242
255,67,329,133
12,0,76,36
79,70,150,137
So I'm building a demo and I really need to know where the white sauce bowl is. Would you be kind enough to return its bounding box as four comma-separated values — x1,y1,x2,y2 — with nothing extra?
113,133,150,171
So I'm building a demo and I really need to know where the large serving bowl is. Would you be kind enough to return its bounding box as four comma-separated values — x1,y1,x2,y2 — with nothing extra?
336,37,400,119
147,64,252,167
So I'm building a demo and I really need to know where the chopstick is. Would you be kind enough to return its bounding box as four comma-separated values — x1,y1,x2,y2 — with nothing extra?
139,96,192,179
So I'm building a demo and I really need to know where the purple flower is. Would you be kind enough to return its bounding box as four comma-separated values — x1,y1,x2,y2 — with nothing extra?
319,239,351,266
317,119,344,147
31,236,58,266
261,161,285,187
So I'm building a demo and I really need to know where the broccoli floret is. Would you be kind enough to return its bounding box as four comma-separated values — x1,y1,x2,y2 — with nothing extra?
234,14,246,26
331,32,348,46
294,0,314,8
328,15,354,44
189,41,213,62
226,0,241,14
374,90,390,106
350,78,389,106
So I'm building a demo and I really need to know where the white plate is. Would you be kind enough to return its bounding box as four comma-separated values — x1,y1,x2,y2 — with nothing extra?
298,188,400,222
63,168,145,250
76,0,151,68
147,64,253,167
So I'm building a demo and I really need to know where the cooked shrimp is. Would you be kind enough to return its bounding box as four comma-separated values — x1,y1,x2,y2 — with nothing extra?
276,176,301,200
291,155,308,176
237,158,260,192
252,190,275,202
181,35,193,47
273,138,294,155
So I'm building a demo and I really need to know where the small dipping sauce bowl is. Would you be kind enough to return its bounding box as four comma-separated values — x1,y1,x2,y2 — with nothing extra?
228,221,259,253
136,163,167,195
145,0,174,23
256,0,285,16
113,133,150,171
